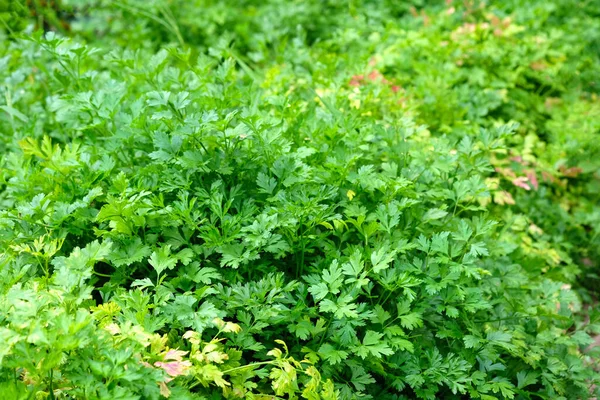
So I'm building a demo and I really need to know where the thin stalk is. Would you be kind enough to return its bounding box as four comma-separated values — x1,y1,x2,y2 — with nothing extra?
48,369,55,400
221,361,272,374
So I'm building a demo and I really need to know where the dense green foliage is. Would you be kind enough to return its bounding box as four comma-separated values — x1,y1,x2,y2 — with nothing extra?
1,1,599,399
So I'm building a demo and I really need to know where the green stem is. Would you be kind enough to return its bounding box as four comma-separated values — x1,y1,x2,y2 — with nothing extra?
48,369,55,400
318,319,332,347
222,361,272,374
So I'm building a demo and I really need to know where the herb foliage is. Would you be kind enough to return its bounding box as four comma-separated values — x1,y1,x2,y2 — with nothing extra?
0,1,599,399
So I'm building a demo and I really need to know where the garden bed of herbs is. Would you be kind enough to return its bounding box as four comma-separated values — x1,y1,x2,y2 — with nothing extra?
0,0,599,399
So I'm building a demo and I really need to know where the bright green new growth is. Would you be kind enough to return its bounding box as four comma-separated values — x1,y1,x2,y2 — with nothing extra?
0,0,599,399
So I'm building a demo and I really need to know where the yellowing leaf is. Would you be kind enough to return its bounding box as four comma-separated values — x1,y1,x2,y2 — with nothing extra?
346,190,356,201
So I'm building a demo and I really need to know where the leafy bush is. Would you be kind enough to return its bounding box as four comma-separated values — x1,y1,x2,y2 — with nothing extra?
0,1,599,399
